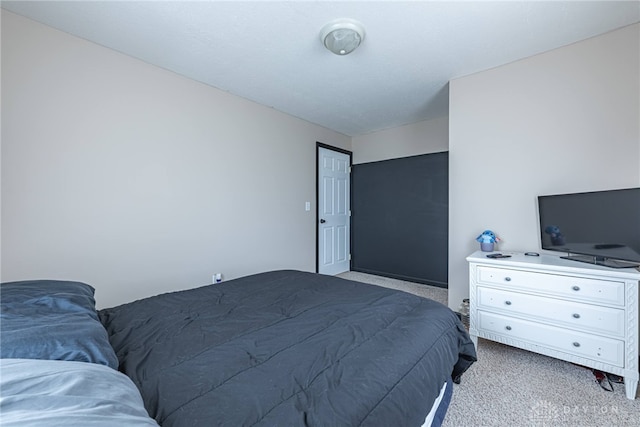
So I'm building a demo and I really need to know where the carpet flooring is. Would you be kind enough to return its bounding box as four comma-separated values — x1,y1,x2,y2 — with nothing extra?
338,271,640,427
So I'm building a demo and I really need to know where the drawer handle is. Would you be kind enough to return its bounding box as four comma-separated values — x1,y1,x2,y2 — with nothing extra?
572,342,581,347
572,285,580,291
504,277,512,282
505,301,512,305
505,326,512,331
572,313,581,319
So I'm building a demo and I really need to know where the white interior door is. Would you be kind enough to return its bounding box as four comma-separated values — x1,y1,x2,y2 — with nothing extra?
318,147,351,275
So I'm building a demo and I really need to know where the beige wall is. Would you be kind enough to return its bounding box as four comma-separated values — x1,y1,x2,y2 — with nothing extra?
352,116,448,164
1,11,350,308
3,11,638,312
448,24,640,309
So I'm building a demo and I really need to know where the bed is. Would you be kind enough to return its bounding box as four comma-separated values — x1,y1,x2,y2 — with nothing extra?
1,271,476,426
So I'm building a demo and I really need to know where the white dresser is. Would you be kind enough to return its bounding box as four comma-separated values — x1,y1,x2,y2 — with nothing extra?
466,251,640,400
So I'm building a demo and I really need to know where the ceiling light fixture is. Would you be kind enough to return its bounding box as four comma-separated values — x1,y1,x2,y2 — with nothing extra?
320,18,365,55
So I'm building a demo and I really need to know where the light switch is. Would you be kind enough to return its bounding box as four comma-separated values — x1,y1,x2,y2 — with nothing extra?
305,202,311,211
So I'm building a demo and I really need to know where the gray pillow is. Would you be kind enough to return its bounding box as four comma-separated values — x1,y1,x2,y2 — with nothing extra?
0,280,118,369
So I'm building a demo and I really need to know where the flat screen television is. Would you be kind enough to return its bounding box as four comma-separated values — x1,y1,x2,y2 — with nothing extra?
537,187,640,268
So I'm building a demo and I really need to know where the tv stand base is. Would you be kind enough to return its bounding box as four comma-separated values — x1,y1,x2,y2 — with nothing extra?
560,254,640,269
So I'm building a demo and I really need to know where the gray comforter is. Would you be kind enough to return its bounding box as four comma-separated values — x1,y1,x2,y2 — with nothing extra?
100,270,476,426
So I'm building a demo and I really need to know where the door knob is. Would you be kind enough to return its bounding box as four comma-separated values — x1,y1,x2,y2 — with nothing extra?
320,219,326,223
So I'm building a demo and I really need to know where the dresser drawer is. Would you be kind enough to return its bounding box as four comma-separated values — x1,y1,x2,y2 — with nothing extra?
477,266,625,306
477,311,624,367
476,286,625,337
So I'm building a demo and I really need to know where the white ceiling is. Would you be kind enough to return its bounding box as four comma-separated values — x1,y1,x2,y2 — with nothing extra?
3,1,639,136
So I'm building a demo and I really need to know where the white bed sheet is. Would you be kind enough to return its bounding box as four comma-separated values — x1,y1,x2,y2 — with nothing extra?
421,380,450,427
0,358,158,426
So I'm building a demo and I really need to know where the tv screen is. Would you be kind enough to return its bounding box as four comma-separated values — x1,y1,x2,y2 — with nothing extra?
538,187,640,268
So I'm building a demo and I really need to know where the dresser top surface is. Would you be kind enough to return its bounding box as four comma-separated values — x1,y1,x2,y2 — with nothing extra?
467,251,640,280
